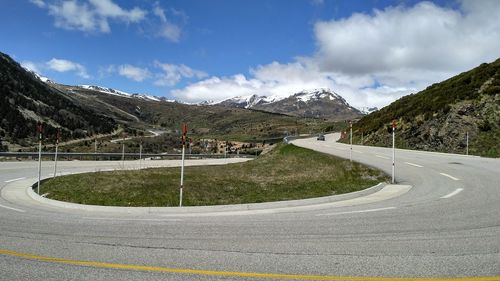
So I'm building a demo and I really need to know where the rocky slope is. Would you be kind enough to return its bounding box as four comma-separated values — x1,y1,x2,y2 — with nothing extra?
344,59,500,157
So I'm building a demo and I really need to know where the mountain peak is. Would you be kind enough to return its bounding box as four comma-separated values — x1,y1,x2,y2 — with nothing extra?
218,93,275,108
216,88,363,120
292,88,342,102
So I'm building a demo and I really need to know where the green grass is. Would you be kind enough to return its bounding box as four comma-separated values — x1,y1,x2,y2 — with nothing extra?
40,144,389,207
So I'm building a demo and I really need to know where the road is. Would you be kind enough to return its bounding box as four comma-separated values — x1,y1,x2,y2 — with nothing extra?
0,134,498,280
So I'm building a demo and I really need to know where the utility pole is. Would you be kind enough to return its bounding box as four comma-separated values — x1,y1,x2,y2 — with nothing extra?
36,122,43,194
53,128,60,178
466,132,469,156
392,120,396,184
361,132,364,145
179,124,187,207
349,121,353,162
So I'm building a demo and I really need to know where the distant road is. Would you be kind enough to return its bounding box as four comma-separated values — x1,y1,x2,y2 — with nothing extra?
0,134,498,280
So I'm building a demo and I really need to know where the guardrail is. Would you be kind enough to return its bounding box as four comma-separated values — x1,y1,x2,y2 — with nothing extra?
0,152,255,161
283,134,316,144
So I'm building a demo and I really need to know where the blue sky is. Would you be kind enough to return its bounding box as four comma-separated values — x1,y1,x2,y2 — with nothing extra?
1,0,499,108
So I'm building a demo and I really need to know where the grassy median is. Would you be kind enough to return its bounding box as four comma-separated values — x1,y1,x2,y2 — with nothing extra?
40,144,388,207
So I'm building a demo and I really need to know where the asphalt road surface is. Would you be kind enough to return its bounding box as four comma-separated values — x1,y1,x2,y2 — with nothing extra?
0,134,498,281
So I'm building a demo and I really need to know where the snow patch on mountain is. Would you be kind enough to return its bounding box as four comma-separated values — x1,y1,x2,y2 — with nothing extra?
78,85,167,103
79,85,131,97
22,67,54,84
293,88,343,102
217,88,350,108
357,106,379,114
218,93,283,108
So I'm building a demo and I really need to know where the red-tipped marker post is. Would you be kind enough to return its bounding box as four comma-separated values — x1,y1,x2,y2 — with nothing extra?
36,122,43,194
392,120,396,184
53,128,60,178
179,124,187,207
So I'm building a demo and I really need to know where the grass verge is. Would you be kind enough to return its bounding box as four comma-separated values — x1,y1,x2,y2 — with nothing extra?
40,144,389,207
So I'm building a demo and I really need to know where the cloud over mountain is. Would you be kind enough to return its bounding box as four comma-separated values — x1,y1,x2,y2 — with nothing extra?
171,0,500,109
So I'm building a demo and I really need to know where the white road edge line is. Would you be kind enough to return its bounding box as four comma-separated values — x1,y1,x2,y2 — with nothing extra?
316,207,396,217
439,172,460,181
82,217,183,222
4,177,27,183
0,203,26,213
441,188,464,199
375,155,390,159
404,162,423,168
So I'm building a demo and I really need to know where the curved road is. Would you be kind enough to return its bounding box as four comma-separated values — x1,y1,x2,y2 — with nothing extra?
0,134,498,280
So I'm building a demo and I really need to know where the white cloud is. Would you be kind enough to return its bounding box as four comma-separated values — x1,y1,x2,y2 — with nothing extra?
313,0,500,81
34,0,146,33
154,62,207,86
159,23,181,42
88,0,145,22
117,65,151,82
171,75,263,102
48,1,98,32
46,58,90,79
172,0,500,108
153,2,184,42
153,4,167,22
30,0,46,8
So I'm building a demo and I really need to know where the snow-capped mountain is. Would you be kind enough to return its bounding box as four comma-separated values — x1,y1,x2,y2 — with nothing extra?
217,88,364,120
218,94,278,108
22,67,55,84
357,106,379,114
78,85,165,102
78,85,132,97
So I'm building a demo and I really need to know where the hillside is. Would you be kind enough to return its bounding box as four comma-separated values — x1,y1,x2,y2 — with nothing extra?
0,52,341,151
63,85,337,142
0,52,117,150
343,59,500,157
218,89,364,120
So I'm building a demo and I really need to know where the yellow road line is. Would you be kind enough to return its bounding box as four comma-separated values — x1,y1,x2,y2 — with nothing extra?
0,249,498,281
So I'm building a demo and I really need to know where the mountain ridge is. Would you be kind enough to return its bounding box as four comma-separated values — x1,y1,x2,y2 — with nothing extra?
217,88,364,120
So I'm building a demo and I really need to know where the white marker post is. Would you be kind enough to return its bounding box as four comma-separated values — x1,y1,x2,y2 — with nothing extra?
179,124,187,207
53,128,60,178
121,132,126,168
466,132,469,156
36,122,43,194
94,134,97,161
139,137,143,170
349,121,353,162
392,120,396,184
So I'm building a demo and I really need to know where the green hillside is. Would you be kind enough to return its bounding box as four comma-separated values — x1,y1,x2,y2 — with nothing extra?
0,52,116,150
343,59,500,157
